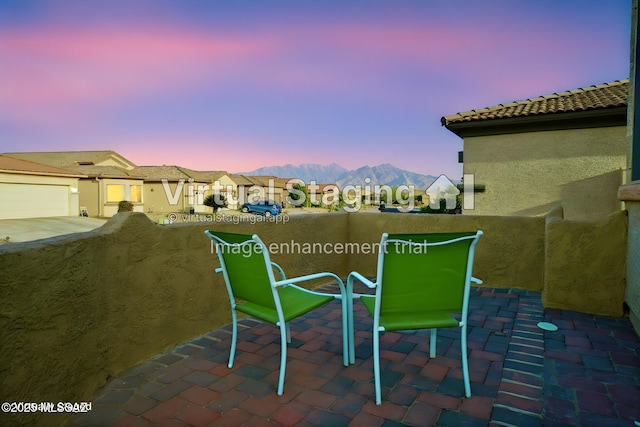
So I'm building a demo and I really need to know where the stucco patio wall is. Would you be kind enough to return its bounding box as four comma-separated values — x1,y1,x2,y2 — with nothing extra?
619,182,640,334
543,209,628,317
0,212,350,426
0,209,628,425
346,211,546,290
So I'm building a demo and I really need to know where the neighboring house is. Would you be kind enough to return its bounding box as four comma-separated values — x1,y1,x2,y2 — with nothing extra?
247,175,286,205
180,167,235,211
0,155,86,219
312,183,341,207
131,166,232,214
228,174,285,207
441,79,628,220
3,151,144,217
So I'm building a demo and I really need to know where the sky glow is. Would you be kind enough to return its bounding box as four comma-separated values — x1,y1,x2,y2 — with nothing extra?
0,0,631,178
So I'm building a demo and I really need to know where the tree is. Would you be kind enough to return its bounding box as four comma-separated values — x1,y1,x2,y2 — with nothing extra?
203,193,227,213
288,183,310,207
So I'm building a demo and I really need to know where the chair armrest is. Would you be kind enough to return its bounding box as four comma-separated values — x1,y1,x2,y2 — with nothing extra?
272,272,346,298
271,262,286,281
471,277,483,285
347,271,376,289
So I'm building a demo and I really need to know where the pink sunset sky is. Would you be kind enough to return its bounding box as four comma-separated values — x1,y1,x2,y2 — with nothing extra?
0,0,631,178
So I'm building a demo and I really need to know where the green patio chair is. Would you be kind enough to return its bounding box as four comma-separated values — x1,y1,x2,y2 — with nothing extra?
347,230,483,405
205,230,349,396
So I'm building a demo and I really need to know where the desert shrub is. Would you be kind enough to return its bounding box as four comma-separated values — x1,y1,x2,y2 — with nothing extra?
117,201,134,212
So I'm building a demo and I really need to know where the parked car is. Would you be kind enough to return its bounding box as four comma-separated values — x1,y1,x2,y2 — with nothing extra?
241,200,281,216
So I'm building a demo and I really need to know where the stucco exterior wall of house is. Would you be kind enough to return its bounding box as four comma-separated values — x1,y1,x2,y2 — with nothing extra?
462,126,627,220
142,177,238,214
143,181,178,214
78,179,100,217
142,181,210,214
215,174,238,208
0,210,628,425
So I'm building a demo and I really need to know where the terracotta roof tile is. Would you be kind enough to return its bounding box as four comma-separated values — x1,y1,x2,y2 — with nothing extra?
0,155,85,177
68,165,139,178
442,79,628,126
177,167,228,182
2,150,132,168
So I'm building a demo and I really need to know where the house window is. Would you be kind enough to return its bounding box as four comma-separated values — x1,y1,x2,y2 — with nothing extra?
106,184,125,202
130,185,142,203
106,184,143,203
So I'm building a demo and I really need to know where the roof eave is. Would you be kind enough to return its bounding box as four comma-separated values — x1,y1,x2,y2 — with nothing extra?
443,106,627,138
0,169,87,179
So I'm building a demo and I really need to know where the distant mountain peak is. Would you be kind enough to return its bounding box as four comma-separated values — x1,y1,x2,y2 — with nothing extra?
243,163,450,189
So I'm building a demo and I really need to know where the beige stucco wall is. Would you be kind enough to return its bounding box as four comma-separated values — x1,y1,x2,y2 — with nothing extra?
214,175,241,209
543,210,628,316
78,179,99,217
0,212,350,426
626,202,640,333
0,209,629,425
347,212,545,290
144,177,241,214
143,181,198,214
462,126,627,220
619,182,640,334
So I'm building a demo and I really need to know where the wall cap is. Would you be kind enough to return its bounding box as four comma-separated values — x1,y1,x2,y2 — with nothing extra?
618,182,640,202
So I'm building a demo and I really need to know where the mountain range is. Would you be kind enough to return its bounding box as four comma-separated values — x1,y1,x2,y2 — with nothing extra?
243,163,452,189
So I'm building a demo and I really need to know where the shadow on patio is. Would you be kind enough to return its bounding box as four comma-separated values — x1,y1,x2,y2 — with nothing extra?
67,282,640,427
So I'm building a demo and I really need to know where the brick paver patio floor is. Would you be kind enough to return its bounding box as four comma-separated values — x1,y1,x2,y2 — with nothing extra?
68,284,640,426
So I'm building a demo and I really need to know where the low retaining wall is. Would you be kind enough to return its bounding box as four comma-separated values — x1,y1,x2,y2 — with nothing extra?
0,209,628,425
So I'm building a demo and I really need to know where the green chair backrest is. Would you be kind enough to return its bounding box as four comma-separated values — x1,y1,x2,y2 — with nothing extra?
206,231,276,310
378,231,481,316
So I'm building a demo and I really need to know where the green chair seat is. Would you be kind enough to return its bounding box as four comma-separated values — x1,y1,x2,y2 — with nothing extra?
360,295,460,330
238,286,335,324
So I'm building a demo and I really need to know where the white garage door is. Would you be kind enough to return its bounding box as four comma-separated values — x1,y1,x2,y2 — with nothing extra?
0,183,70,219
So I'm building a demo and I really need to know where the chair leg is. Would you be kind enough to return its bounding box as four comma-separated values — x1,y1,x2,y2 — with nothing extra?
341,297,349,366
228,308,238,368
348,293,356,365
430,328,437,358
373,329,382,405
461,326,471,397
277,323,288,396
285,322,291,344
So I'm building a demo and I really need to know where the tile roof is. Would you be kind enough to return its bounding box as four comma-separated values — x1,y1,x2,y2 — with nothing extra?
249,175,286,188
177,167,228,182
66,165,139,178
441,79,628,126
2,150,134,168
0,155,85,177
131,166,193,181
229,174,255,186
132,166,228,181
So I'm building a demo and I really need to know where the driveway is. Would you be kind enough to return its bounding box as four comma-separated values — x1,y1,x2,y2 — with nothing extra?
0,216,108,243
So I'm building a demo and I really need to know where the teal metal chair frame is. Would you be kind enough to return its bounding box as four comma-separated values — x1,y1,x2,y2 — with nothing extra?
205,230,349,396
347,231,483,405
